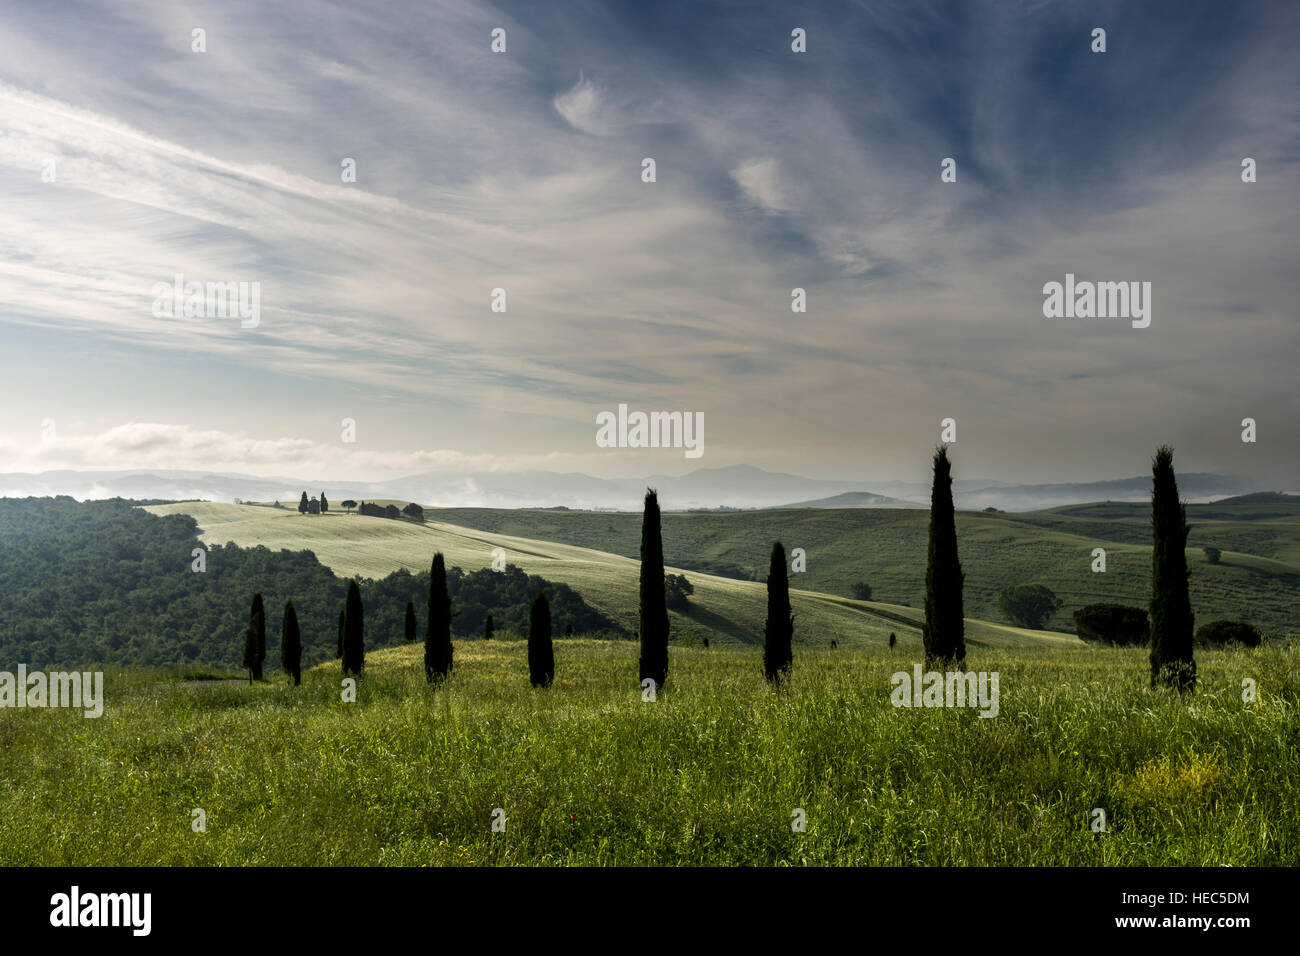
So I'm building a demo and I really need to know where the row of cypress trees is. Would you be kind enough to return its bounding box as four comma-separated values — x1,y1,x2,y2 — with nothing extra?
243,550,557,689
244,443,1196,696
637,442,1197,694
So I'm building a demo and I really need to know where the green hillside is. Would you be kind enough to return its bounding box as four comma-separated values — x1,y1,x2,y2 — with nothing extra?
3,640,1295,865
416,505,1300,642
143,502,1075,650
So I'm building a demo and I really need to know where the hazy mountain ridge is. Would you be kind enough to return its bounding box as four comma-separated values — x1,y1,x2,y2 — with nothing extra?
0,465,1270,513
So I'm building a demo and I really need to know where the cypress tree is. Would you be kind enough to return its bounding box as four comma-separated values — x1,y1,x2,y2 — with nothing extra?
425,552,453,682
281,600,301,686
298,491,309,514
242,592,265,682
528,591,554,689
320,492,329,513
336,608,344,660
1149,445,1196,692
923,446,966,667
343,579,364,676
763,541,794,684
638,488,669,691
404,601,417,642
484,613,494,640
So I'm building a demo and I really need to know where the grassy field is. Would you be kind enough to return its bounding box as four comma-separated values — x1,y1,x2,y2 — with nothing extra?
421,503,1300,642
2,640,1295,865
143,502,1075,650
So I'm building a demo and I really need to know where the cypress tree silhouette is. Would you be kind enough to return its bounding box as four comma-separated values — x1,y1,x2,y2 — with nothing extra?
242,592,265,682
889,632,897,650
425,552,453,682
528,591,554,689
336,608,344,660
281,600,301,686
1149,445,1196,692
342,579,364,676
923,446,966,667
763,541,794,684
404,601,417,642
638,488,669,691
484,613,494,640
320,492,329,513
298,491,309,514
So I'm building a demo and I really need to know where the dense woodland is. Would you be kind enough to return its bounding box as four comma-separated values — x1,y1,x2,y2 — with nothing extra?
0,497,619,670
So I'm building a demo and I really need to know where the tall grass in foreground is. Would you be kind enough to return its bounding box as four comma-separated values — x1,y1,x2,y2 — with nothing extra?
0,641,1294,866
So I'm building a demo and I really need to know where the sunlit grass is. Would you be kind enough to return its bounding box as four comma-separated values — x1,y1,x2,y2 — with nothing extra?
0,640,1294,865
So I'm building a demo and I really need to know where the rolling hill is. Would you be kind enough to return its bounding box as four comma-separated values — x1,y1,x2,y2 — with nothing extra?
415,503,1300,643
142,502,1078,651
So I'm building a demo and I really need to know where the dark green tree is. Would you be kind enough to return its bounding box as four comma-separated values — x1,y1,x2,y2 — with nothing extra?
1203,545,1221,565
889,632,896,650
484,613,494,640
281,600,301,685
242,592,266,682
664,573,694,609
997,583,1064,630
923,446,966,667
528,591,554,688
404,600,417,642
298,491,309,514
425,552,453,682
638,488,669,691
320,492,329,513
763,541,793,684
336,608,344,659
1149,446,1196,692
342,579,365,676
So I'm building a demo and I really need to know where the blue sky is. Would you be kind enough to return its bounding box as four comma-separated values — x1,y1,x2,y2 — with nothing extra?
0,0,1296,489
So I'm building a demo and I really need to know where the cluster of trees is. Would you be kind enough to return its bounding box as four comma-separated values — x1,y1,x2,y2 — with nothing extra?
353,501,425,522
297,492,330,514
0,497,614,671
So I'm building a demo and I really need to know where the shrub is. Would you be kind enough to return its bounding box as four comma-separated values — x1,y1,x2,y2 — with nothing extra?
1195,620,1262,648
1074,603,1148,646
1203,546,1221,564
850,582,872,601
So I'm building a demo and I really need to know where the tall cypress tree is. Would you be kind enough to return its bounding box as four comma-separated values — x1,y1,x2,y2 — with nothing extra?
404,601,417,642
281,600,301,686
1149,445,1196,692
484,613,494,640
425,552,453,682
242,592,265,682
763,541,794,684
336,608,344,660
299,491,309,514
320,492,329,513
528,591,554,689
638,488,669,691
343,579,364,676
923,446,966,667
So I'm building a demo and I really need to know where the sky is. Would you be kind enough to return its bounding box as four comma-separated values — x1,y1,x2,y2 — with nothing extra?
0,0,1296,490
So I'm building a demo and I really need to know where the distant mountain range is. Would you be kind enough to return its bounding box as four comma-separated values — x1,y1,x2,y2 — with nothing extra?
0,465,1273,513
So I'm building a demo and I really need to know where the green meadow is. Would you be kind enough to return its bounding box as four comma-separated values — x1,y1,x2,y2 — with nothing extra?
1,640,1295,866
